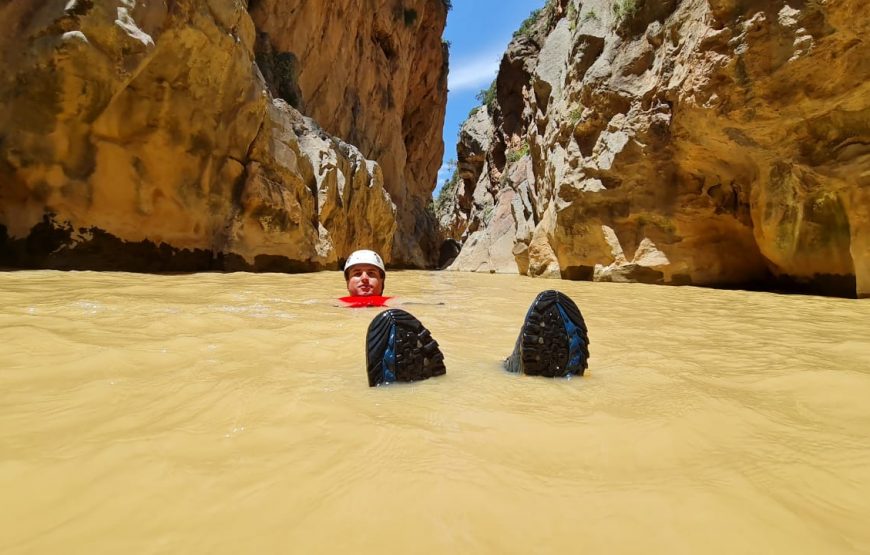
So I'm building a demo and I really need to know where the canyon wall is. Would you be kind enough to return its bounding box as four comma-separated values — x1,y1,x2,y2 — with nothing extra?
250,0,448,266
0,0,447,271
438,0,869,297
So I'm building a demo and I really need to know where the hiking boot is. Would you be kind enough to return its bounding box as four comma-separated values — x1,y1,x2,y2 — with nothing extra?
504,290,590,377
365,309,446,387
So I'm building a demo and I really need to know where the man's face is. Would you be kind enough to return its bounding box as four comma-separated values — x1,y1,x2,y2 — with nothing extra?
346,264,384,296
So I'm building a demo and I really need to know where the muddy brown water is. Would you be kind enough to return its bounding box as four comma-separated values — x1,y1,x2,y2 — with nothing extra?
2,270,869,553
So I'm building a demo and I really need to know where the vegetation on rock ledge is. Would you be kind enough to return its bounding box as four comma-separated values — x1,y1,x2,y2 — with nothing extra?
612,0,639,23
434,160,460,214
475,79,497,113
514,8,543,38
506,141,530,163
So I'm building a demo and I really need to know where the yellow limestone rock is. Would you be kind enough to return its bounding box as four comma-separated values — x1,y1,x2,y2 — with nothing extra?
440,0,869,297
249,0,448,267
0,0,446,271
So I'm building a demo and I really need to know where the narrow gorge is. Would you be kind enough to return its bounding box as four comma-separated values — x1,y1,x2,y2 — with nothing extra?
1,0,867,298
0,0,448,271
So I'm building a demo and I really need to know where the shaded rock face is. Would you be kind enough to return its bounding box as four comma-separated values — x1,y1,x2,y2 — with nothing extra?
439,0,869,298
249,0,448,266
436,107,496,245
0,0,446,271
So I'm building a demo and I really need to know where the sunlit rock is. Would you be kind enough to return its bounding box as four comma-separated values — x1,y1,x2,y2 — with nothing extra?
439,0,869,298
0,0,447,271
249,0,448,267
593,228,669,284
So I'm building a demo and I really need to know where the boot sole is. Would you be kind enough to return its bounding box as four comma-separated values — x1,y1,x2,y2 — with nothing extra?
365,309,446,387
516,290,589,377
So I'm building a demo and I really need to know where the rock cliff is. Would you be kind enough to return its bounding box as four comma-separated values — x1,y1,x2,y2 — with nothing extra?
438,0,869,298
0,0,447,271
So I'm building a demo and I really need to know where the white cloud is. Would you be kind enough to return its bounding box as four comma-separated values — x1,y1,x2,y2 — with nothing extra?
448,50,502,91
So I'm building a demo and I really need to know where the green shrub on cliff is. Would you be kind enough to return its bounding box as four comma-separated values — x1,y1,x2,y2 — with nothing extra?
482,204,494,224
514,8,542,38
435,167,461,214
475,79,497,113
612,0,639,23
569,106,583,123
514,1,563,39
507,141,530,163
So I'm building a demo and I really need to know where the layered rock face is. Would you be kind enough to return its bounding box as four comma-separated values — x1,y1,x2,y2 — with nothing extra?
0,0,447,271
250,0,448,266
438,0,869,297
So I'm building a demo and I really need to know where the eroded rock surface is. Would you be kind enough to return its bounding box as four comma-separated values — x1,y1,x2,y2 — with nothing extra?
438,0,869,298
249,0,448,266
0,0,447,271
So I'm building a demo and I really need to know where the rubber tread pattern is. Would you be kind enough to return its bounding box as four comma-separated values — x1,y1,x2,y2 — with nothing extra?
505,290,590,377
365,309,446,387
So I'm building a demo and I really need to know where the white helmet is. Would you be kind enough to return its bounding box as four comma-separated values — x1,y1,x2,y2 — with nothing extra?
343,249,385,277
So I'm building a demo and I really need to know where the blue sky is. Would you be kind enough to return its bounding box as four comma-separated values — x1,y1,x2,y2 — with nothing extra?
435,0,545,195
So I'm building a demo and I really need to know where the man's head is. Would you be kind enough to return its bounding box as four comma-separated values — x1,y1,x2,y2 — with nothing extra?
344,249,386,297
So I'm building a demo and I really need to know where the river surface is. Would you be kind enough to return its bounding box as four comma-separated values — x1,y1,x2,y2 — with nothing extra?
1,270,869,553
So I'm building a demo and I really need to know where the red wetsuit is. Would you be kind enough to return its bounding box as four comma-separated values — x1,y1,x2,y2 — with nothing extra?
338,295,392,308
